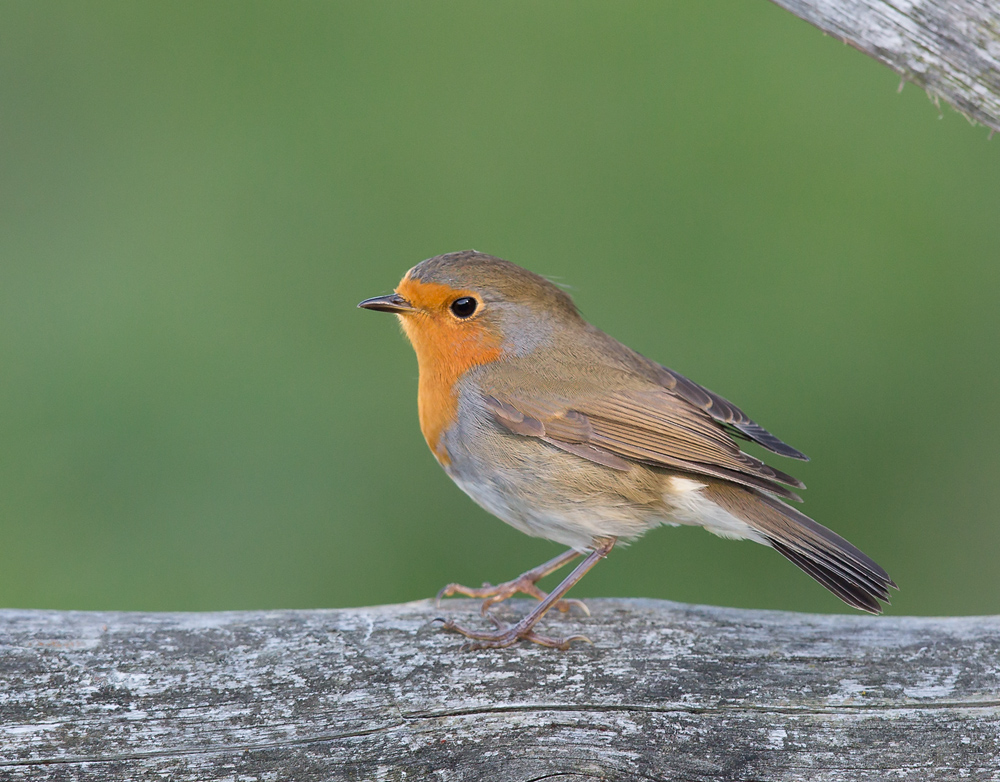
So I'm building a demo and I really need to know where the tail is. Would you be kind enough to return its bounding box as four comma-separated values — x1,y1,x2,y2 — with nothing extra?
705,483,896,614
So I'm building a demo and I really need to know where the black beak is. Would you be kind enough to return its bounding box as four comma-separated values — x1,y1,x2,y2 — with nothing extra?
357,293,416,314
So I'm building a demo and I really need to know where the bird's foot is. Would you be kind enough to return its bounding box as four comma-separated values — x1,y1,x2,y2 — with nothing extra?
435,574,589,617
437,615,592,651
434,540,614,651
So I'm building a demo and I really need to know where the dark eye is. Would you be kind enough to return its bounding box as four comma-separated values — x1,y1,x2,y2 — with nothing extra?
450,296,478,318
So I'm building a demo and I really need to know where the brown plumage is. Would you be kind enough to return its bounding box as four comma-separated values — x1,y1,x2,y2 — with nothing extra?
360,250,895,649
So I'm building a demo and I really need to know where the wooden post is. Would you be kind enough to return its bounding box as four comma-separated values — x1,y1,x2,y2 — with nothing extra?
1,599,997,780
769,0,1000,133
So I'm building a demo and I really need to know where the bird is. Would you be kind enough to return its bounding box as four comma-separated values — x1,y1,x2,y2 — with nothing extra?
358,251,895,649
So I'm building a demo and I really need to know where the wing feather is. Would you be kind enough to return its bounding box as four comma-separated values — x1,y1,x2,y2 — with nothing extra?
654,366,809,461
482,373,805,501
477,354,892,613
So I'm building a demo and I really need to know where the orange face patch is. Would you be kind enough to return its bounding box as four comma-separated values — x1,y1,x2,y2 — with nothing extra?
395,275,503,465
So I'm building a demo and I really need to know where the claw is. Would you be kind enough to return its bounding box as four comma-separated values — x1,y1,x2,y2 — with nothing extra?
439,616,593,651
480,596,500,617
556,598,590,616
432,539,615,651
436,582,483,609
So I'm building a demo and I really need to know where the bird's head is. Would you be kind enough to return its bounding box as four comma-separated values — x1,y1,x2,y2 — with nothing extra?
359,250,582,369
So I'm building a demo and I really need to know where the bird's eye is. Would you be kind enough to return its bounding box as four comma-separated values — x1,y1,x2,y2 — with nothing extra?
449,296,478,318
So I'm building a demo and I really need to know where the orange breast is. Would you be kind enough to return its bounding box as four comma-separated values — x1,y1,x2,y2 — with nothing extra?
395,277,503,465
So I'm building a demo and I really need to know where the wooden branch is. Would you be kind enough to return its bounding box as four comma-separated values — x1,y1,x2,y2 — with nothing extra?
1,599,998,780
769,0,1000,132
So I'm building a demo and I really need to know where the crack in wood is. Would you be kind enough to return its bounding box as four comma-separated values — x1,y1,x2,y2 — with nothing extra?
405,699,1000,719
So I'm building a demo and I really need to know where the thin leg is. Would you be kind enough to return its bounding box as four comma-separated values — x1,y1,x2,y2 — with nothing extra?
436,548,588,616
440,537,616,650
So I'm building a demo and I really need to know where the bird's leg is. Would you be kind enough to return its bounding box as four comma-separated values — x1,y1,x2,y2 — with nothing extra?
436,548,588,616
440,537,616,650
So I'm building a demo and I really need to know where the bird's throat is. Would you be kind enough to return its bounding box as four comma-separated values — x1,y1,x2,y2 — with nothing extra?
397,310,502,466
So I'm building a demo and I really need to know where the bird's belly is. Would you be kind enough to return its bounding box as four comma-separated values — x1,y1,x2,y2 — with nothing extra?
443,440,665,550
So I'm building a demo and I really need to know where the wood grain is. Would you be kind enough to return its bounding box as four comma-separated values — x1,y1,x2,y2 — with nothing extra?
1,599,997,780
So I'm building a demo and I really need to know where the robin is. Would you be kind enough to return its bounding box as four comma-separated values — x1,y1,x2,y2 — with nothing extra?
359,251,894,649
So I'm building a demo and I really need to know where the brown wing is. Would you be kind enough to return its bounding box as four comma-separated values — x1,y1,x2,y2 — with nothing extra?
482,360,893,614
483,376,805,501
651,365,808,461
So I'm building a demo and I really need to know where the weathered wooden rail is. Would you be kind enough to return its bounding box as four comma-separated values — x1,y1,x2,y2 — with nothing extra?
771,0,1000,133
0,598,997,781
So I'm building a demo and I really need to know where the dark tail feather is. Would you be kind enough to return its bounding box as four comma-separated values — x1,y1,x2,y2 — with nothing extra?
770,540,885,613
705,483,896,614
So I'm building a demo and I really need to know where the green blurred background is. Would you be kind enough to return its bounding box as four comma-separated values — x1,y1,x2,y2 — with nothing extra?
2,1,997,617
